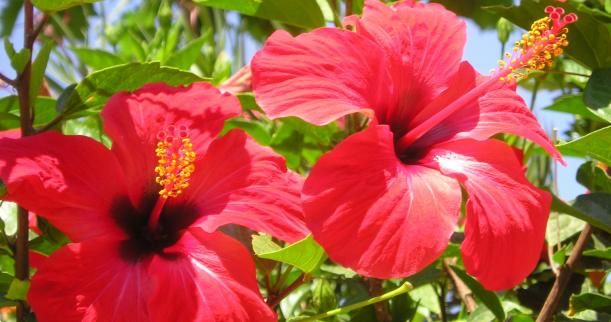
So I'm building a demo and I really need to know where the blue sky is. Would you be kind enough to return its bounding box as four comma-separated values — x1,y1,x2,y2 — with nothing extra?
0,2,586,200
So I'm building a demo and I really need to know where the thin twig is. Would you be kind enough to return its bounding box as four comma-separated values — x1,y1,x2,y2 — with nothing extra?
35,113,64,133
346,0,353,16
437,281,448,322
443,258,477,313
367,278,391,322
15,2,38,320
0,73,16,87
536,224,593,322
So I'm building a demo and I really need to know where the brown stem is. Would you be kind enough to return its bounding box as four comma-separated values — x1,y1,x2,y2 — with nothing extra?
443,258,477,313
346,0,353,16
14,1,38,320
536,224,593,322
366,278,391,322
267,273,309,308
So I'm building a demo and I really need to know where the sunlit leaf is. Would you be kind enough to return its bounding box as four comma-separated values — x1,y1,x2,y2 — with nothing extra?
252,234,326,273
194,0,325,29
557,126,611,165
450,266,505,322
32,0,101,12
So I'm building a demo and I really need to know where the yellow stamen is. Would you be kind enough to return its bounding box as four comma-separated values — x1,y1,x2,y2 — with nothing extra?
496,6,577,84
154,125,196,199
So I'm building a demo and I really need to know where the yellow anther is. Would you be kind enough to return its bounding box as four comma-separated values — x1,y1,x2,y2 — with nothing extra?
154,127,196,199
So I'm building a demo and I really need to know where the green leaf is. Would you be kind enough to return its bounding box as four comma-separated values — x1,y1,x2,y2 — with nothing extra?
544,95,609,123
223,118,272,145
165,36,207,70
0,95,58,130
253,234,326,273
577,161,611,193
72,48,126,70
6,278,29,301
552,194,611,233
9,48,30,74
487,0,611,69
557,126,611,165
58,62,205,117
552,244,570,265
585,68,611,111
583,247,611,260
570,293,611,314
251,233,282,254
546,213,586,245
211,52,232,85
194,0,325,29
450,266,506,322
31,0,101,12
30,41,54,103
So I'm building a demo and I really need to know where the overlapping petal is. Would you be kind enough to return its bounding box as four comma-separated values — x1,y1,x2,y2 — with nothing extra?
344,0,466,129
303,125,461,278
188,130,308,243
252,28,388,125
148,229,276,322
101,82,241,200
0,132,128,241
29,239,150,322
424,139,550,290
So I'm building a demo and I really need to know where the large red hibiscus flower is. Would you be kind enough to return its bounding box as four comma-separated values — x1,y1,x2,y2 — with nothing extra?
0,82,308,321
252,0,575,290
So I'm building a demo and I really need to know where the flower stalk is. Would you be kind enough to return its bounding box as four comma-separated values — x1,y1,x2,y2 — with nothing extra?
293,282,412,322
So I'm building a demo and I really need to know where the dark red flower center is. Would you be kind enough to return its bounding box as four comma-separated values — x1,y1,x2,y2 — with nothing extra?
111,125,200,262
111,193,200,262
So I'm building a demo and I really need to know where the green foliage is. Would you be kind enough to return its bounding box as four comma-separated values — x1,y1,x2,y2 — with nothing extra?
577,161,611,193
488,0,611,69
450,266,506,321
569,293,611,315
71,48,127,70
194,0,326,29
557,126,611,165
57,62,205,117
253,234,326,273
4,38,30,74
552,194,611,233
585,68,611,111
31,0,102,12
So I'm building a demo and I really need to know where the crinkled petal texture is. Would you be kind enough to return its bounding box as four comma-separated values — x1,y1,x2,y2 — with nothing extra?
188,130,308,243
0,132,128,241
102,82,241,200
252,0,465,133
29,230,275,322
303,125,461,277
424,139,550,290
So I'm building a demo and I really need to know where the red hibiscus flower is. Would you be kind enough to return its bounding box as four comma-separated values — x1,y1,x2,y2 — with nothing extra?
0,82,308,321
252,0,575,290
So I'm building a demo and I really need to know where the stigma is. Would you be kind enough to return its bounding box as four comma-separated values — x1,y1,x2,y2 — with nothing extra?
154,125,196,199
493,6,577,83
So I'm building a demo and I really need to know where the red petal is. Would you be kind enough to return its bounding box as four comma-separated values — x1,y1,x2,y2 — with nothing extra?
101,82,240,200
425,139,550,290
148,229,275,322
304,125,461,278
0,132,127,241
252,28,388,125
188,130,308,243
349,0,466,128
29,239,150,322
410,62,562,162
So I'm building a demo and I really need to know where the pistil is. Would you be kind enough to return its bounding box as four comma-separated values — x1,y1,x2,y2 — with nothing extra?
147,125,196,231
396,6,576,151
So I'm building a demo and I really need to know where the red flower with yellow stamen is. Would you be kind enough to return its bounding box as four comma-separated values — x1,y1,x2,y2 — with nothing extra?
252,0,575,290
0,82,307,321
